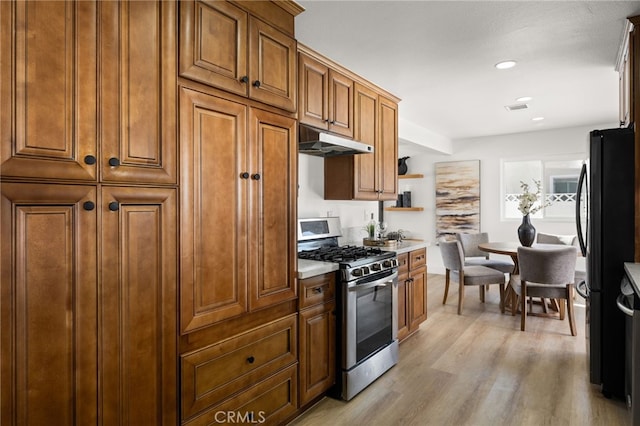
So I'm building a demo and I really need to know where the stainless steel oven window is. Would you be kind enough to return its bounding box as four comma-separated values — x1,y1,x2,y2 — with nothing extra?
344,271,398,369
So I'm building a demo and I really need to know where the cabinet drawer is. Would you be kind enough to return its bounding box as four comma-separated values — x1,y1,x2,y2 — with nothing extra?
184,365,298,426
398,252,409,276
181,314,297,420
409,248,426,270
299,273,335,309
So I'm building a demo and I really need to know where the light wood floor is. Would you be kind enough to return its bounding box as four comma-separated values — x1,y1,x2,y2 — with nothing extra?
290,274,630,426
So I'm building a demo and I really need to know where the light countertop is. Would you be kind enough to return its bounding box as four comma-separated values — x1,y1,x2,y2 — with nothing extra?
297,240,430,279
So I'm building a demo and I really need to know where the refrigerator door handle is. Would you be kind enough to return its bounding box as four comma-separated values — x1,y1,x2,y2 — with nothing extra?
576,280,589,299
575,163,588,257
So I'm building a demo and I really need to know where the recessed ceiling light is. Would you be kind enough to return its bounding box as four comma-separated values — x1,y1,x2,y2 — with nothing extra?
516,96,532,102
532,116,545,121
495,60,517,69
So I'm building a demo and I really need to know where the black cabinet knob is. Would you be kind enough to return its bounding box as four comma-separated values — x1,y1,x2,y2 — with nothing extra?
252,80,261,88
108,157,120,167
240,76,249,83
108,201,119,211
83,201,95,211
84,155,97,165
240,172,250,179
251,173,261,180
247,356,255,364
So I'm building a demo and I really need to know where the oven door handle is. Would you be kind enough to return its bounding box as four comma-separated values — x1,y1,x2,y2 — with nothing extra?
616,293,634,317
349,271,398,291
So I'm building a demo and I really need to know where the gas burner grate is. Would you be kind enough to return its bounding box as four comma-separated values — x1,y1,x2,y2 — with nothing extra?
298,245,383,263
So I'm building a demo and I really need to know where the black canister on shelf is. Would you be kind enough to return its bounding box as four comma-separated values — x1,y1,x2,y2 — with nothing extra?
402,191,412,207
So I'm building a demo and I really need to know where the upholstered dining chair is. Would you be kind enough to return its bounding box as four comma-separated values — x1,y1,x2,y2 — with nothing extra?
456,232,514,274
536,232,586,284
510,246,578,336
440,241,506,315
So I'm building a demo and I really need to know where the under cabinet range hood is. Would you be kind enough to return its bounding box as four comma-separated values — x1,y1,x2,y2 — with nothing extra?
298,125,374,157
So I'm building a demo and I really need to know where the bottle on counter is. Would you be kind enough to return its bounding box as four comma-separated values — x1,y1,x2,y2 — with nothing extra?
366,213,376,239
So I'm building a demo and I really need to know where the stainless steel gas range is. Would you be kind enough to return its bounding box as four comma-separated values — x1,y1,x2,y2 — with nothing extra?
298,217,399,400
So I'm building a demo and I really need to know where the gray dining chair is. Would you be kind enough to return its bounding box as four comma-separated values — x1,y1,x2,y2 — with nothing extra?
440,240,506,315
509,246,578,336
456,232,514,274
536,232,586,284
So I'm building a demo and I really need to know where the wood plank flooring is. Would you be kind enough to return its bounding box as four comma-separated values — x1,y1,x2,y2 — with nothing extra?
289,274,630,426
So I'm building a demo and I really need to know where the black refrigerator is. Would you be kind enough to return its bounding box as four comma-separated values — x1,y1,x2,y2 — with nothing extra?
576,127,635,399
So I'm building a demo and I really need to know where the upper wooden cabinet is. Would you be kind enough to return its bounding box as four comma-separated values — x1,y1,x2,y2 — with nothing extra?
298,51,354,138
618,20,634,128
0,0,177,184
324,83,399,201
100,0,178,184
179,87,297,334
180,0,298,112
0,1,98,181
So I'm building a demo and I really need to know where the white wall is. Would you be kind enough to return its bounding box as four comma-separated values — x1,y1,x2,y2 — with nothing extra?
297,122,615,272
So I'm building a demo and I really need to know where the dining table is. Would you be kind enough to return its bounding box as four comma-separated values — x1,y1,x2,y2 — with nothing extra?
477,241,582,315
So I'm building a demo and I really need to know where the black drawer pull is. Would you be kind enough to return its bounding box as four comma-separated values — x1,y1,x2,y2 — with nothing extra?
108,157,120,167
240,172,250,179
83,201,95,211
247,356,255,364
240,76,248,83
251,173,261,180
108,201,119,211
84,155,96,165
253,80,261,88
312,287,323,294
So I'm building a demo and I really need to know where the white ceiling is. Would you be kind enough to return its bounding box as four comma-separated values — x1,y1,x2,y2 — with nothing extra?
295,1,640,142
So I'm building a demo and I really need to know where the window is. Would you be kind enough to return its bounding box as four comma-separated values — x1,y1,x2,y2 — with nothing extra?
502,157,583,220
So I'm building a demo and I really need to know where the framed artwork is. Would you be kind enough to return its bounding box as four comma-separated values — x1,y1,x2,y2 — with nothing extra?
435,160,480,240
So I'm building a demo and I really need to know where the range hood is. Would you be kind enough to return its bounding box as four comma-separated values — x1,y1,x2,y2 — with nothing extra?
298,125,374,157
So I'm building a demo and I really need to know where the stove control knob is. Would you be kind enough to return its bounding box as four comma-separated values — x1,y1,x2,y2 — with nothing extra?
352,268,363,277
371,263,382,271
382,260,393,268
361,266,370,275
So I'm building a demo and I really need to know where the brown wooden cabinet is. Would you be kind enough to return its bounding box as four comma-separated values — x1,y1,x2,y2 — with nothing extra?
181,315,298,421
618,20,634,128
100,186,178,425
0,1,179,422
180,0,298,112
0,1,98,181
298,273,336,406
324,82,399,201
0,183,99,425
100,0,177,184
298,51,354,138
398,248,428,341
0,0,177,185
179,87,297,334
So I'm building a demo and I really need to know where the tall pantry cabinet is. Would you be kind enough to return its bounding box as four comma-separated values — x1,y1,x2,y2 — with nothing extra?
1,1,178,424
177,1,302,424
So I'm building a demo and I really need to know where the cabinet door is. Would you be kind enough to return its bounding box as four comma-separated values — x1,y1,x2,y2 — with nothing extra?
353,83,379,200
397,274,409,341
409,265,428,331
101,186,177,425
378,95,398,200
299,301,336,406
328,70,354,138
0,1,98,181
100,0,177,184
1,183,98,425
249,17,297,112
298,53,329,130
248,108,297,310
179,87,249,333
179,0,248,97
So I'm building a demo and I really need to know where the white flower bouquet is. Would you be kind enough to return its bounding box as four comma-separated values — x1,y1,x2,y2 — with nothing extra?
517,179,551,216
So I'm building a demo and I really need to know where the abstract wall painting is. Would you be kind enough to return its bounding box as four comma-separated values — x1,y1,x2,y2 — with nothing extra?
435,160,480,240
